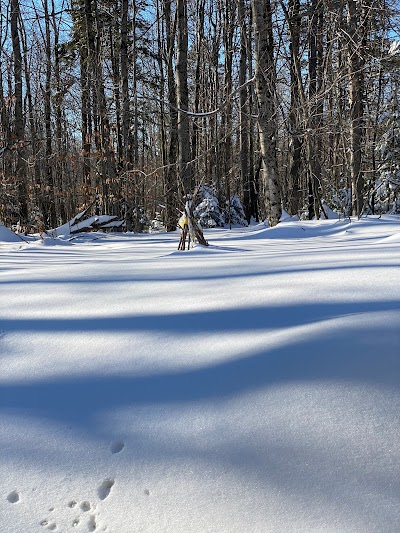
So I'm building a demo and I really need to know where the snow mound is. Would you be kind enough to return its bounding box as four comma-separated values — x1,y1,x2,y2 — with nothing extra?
0,223,22,242
321,204,340,219
279,209,299,222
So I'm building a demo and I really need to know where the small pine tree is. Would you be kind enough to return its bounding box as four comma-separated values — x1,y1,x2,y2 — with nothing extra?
193,185,225,227
227,195,247,226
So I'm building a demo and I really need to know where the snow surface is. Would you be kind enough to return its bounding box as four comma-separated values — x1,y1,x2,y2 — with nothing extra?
1,216,400,533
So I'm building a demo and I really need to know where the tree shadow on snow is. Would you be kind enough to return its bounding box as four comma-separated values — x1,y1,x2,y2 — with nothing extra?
1,299,400,530
1,299,399,428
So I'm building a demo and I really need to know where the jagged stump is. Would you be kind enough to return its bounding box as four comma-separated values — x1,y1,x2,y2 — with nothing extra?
178,202,208,250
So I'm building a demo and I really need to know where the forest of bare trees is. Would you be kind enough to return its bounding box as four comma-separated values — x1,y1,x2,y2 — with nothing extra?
0,0,399,232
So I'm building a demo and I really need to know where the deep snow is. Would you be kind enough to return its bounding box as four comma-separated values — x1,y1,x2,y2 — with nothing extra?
1,216,400,532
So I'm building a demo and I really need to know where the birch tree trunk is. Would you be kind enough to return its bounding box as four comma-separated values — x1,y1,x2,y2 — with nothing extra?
251,0,282,226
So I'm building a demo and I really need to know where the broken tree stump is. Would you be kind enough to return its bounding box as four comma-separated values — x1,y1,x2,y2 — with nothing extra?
178,202,209,250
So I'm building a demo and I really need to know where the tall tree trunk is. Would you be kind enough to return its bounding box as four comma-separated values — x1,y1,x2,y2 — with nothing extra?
347,0,366,216
251,0,282,226
209,8,221,193
120,0,131,169
20,18,40,214
176,0,192,197
239,0,250,222
222,0,236,215
288,0,303,215
164,0,179,231
51,0,65,223
10,0,28,224
84,0,116,214
307,0,323,219
43,0,56,226
110,20,123,171
191,0,205,176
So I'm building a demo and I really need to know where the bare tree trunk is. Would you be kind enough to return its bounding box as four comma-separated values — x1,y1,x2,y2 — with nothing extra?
164,0,179,231
307,0,323,219
83,0,116,215
11,0,28,224
239,0,250,222
20,18,40,214
191,0,205,176
51,0,65,223
209,8,221,193
347,0,366,216
222,0,236,213
110,19,123,171
120,0,131,172
288,0,303,215
43,0,56,226
251,0,282,226
176,0,192,197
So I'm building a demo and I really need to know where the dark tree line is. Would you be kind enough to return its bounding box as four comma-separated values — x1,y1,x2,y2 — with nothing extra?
0,0,399,231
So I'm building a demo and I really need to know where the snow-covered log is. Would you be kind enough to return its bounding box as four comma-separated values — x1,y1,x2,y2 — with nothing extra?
50,214,124,237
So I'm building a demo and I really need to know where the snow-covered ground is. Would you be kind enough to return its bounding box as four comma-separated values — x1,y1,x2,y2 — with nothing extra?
1,216,400,533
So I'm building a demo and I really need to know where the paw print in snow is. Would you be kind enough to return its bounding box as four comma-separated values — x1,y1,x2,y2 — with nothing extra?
98,479,115,501
7,491,20,504
111,441,125,454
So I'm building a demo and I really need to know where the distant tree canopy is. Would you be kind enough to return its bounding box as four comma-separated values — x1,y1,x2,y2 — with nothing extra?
0,0,399,231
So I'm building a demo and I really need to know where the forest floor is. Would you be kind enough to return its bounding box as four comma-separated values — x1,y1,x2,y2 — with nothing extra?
1,216,400,533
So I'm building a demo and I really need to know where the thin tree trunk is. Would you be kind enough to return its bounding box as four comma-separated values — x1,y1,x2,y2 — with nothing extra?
43,0,56,226
11,0,28,224
308,0,322,219
164,0,179,231
347,0,366,216
51,0,65,223
288,0,302,215
222,0,235,211
176,0,192,197
239,0,250,222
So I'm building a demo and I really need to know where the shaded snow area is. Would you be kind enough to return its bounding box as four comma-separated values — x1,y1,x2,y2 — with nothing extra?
0,224,23,243
1,216,400,533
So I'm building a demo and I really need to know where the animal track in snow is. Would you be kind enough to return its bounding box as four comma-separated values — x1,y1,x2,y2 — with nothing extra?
68,500,77,508
97,479,115,501
88,514,97,532
80,501,91,512
7,490,20,503
40,519,57,530
111,440,125,454
72,518,80,527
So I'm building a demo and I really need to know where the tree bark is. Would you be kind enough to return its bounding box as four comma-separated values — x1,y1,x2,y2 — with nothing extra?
288,0,302,216
347,0,366,216
164,0,179,231
251,0,282,226
176,0,192,197
10,0,28,224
